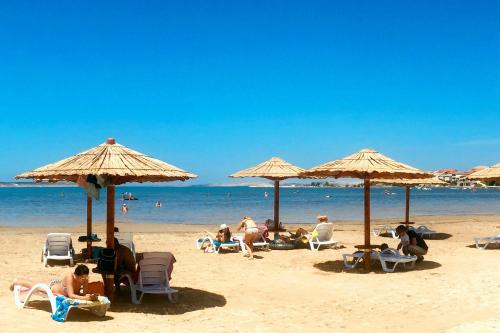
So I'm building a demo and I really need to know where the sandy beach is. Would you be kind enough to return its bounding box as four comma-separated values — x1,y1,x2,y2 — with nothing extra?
1,214,500,333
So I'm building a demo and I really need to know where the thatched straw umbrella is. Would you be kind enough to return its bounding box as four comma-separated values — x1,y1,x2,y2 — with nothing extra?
372,177,446,227
468,163,500,182
301,148,432,271
230,157,307,238
17,138,197,295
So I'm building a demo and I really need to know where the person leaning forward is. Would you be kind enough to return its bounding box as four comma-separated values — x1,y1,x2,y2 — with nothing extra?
396,225,428,263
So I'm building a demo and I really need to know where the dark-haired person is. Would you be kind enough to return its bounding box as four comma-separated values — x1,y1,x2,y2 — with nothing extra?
395,225,428,262
9,264,98,301
113,238,136,292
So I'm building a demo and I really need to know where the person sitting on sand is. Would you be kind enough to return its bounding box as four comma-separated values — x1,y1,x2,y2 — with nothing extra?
10,264,98,301
396,225,428,262
236,216,259,259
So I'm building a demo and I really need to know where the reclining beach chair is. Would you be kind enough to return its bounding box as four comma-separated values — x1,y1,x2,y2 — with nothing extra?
122,252,178,304
115,232,136,259
343,248,417,272
42,233,74,267
195,236,241,253
13,283,110,321
474,235,500,249
308,223,337,251
412,226,438,239
373,225,398,238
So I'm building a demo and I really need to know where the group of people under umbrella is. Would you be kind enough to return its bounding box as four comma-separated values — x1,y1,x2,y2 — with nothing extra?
16,138,500,297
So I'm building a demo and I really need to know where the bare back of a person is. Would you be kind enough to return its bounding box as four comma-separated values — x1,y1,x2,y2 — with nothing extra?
244,218,257,230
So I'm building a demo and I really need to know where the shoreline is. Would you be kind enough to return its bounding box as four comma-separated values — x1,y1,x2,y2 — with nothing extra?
1,213,499,231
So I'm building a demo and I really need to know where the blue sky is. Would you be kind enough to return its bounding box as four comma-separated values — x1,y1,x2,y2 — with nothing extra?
0,1,499,183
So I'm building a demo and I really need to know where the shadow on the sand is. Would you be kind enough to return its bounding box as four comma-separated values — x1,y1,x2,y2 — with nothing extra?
377,233,452,240
466,244,500,250
22,300,114,322
313,260,441,274
423,233,453,240
109,287,226,315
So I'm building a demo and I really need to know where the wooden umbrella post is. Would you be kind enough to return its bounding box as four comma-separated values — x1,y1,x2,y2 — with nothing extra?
86,193,92,259
274,179,280,239
363,178,371,271
104,185,115,299
405,186,410,227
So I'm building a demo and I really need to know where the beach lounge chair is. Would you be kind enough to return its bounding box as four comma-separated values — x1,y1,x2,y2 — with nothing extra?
412,226,438,239
474,236,500,249
115,232,136,259
343,248,417,272
122,252,178,304
13,283,110,322
233,233,270,253
308,222,337,251
195,236,241,253
373,225,398,238
42,233,74,267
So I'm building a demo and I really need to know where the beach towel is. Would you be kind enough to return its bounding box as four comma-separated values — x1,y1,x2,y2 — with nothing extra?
51,295,110,322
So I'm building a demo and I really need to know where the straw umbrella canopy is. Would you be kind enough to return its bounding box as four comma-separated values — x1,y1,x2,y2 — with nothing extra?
301,148,432,270
371,177,446,226
17,137,197,248
230,157,306,237
468,163,500,182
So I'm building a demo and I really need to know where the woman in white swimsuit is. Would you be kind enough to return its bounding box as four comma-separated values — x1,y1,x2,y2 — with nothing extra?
10,264,98,301
236,216,259,259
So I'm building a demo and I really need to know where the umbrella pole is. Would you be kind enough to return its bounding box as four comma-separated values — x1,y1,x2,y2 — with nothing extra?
405,186,410,227
274,180,280,239
104,185,115,299
363,179,371,271
86,194,92,259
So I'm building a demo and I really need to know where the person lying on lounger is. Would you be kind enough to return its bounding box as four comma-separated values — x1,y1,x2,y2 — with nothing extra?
290,215,329,243
204,224,232,243
9,264,98,301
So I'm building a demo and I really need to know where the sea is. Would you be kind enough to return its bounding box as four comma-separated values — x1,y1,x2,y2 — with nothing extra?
0,186,499,227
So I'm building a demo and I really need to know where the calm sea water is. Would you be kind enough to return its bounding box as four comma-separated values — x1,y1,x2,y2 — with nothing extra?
0,186,499,227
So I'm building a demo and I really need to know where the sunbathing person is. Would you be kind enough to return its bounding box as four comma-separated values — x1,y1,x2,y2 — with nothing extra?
10,264,98,301
290,215,329,242
205,224,232,243
114,238,136,292
236,216,259,259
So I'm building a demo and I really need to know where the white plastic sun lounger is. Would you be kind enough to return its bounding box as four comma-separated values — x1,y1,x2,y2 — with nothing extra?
195,236,241,253
308,223,338,251
122,252,178,304
474,236,500,249
343,248,417,272
115,232,137,259
233,233,270,253
42,233,75,267
412,226,438,239
13,283,110,320
373,225,398,238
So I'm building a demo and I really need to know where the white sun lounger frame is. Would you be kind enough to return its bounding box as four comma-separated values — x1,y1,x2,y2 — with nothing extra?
195,236,241,253
308,223,338,251
343,248,417,273
42,233,74,267
13,284,108,320
474,236,500,249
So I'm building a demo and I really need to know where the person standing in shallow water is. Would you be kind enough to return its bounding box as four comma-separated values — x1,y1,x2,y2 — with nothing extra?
122,203,128,215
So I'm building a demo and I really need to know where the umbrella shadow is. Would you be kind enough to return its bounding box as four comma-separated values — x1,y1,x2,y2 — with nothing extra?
314,260,441,274
423,233,453,240
20,300,114,322
109,287,226,315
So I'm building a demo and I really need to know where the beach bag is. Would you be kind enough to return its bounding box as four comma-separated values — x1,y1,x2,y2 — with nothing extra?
87,281,105,295
97,248,116,273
